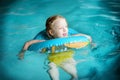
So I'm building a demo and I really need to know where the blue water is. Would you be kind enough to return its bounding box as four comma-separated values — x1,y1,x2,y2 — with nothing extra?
0,0,120,80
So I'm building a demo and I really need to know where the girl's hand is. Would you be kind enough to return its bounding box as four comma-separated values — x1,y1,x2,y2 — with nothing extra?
17,50,26,60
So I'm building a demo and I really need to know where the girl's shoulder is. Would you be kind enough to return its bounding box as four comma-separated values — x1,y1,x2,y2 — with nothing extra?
33,30,49,40
68,28,79,35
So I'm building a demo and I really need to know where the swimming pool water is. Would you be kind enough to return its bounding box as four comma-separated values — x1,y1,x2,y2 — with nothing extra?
0,0,120,80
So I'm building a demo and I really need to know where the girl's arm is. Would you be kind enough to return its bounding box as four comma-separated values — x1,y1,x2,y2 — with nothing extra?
17,40,45,60
72,33,92,42
23,40,45,50
73,34,97,49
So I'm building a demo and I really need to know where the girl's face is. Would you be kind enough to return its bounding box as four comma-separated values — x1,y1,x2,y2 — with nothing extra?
49,18,68,38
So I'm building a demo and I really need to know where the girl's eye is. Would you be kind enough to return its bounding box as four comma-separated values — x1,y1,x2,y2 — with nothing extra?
58,27,62,29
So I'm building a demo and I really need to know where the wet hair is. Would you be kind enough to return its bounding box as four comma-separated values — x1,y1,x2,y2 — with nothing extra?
45,15,66,38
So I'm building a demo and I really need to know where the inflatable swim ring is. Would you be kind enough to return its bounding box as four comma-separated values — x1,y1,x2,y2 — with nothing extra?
28,35,90,53
28,28,90,53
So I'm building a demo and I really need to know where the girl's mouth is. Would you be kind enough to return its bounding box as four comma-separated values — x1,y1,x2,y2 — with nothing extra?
63,33,67,36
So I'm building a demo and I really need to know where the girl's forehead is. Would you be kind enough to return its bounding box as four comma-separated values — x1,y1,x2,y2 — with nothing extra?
52,18,67,27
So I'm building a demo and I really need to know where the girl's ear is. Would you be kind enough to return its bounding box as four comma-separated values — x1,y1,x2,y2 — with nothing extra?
48,30,54,36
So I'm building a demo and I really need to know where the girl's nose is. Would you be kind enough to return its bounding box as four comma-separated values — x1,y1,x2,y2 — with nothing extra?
63,28,66,32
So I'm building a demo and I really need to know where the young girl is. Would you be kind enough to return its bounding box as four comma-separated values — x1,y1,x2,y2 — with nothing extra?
18,15,92,80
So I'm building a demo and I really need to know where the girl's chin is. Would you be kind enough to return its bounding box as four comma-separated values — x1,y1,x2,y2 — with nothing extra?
57,35,68,38
63,35,68,37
